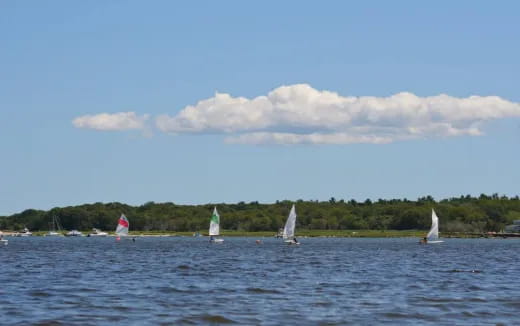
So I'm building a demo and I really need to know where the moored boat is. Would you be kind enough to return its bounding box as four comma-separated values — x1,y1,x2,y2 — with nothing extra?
46,215,63,236
65,230,83,237
14,227,32,237
88,228,108,237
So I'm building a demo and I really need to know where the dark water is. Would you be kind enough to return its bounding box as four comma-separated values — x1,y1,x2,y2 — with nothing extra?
1,237,519,325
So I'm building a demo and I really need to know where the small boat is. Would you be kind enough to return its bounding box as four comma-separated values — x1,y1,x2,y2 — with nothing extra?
46,215,63,236
283,205,300,245
65,230,83,237
0,232,7,246
209,207,224,243
115,214,130,240
87,228,108,237
14,227,33,237
421,209,443,244
46,231,61,236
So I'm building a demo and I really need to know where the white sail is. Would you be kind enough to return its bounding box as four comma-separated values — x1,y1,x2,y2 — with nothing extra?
427,209,439,240
115,214,129,236
209,207,220,236
283,205,297,240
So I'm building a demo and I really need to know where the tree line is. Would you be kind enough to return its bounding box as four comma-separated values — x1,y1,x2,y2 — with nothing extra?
1,194,519,233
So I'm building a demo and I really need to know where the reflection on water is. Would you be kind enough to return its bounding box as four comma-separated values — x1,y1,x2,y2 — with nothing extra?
1,237,519,325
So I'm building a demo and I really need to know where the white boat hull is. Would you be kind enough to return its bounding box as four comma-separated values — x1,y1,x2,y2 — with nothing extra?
1,239,8,246
427,240,444,244
14,233,32,237
45,232,63,237
210,238,224,243
65,232,83,237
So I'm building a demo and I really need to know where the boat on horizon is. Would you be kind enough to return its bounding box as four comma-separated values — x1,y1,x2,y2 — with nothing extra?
88,228,108,237
65,230,83,237
46,215,63,236
14,227,33,237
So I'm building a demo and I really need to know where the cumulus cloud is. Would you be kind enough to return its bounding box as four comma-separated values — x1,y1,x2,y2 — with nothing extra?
154,84,520,144
73,112,148,131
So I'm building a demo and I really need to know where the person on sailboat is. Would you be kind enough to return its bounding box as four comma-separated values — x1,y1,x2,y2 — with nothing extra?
420,237,427,244
293,237,299,244
209,235,214,242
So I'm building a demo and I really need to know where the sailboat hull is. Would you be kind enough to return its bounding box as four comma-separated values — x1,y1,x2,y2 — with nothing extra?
427,240,444,244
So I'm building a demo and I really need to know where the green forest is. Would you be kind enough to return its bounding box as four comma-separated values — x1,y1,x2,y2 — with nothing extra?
1,194,519,233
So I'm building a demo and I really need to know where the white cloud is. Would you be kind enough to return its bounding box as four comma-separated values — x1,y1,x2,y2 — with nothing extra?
73,112,149,131
154,84,520,144
225,132,395,145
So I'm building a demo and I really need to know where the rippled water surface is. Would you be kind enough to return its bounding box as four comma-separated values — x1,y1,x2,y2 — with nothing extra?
1,237,519,325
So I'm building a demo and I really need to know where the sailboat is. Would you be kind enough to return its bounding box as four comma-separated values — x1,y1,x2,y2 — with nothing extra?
209,207,224,243
283,204,299,245
115,214,130,240
46,215,63,236
422,209,443,244
0,232,7,246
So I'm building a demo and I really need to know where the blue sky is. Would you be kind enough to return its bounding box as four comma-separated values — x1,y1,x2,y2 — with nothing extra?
1,0,519,215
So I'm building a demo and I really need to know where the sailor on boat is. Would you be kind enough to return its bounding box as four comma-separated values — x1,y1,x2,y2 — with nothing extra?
420,237,427,244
